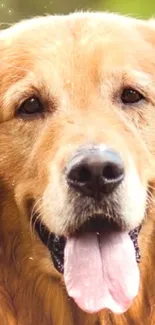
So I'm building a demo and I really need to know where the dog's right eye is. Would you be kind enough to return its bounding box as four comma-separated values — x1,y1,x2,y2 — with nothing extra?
17,97,44,118
121,88,144,105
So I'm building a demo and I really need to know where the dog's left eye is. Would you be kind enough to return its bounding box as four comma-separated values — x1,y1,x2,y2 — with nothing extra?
121,88,144,104
17,97,44,117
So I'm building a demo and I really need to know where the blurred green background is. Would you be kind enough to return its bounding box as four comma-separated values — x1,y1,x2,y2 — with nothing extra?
0,0,155,25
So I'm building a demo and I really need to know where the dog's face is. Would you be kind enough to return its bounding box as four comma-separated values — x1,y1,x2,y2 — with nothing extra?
0,12,155,316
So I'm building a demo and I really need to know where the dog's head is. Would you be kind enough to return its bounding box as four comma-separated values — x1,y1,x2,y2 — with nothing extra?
0,12,155,315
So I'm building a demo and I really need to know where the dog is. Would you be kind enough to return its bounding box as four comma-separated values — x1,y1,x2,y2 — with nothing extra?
0,11,155,325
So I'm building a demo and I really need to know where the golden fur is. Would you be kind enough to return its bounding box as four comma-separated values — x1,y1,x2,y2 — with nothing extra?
0,11,155,324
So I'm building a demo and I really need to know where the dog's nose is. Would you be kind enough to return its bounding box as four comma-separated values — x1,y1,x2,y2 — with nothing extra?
66,146,125,198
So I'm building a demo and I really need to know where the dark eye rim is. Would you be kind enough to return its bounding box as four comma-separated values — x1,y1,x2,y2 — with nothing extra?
16,96,44,118
121,87,145,105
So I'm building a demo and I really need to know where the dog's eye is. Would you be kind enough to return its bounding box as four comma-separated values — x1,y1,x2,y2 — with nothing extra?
121,88,144,104
17,97,44,117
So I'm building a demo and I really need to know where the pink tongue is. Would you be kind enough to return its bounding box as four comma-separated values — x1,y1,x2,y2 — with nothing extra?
64,231,139,314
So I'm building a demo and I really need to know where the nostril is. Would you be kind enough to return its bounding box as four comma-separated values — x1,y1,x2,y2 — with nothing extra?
102,163,124,182
68,165,91,183
78,166,91,183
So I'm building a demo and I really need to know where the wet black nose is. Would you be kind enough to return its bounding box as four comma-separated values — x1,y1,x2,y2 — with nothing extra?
66,145,125,198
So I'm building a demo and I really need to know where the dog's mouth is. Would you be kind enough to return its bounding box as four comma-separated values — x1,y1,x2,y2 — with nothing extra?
34,215,141,314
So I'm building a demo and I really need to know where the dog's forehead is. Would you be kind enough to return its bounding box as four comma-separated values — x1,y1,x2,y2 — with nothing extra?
0,12,154,94
0,13,149,57
1,12,139,39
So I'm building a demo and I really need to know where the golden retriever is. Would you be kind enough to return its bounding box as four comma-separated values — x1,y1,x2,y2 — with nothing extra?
0,11,155,325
